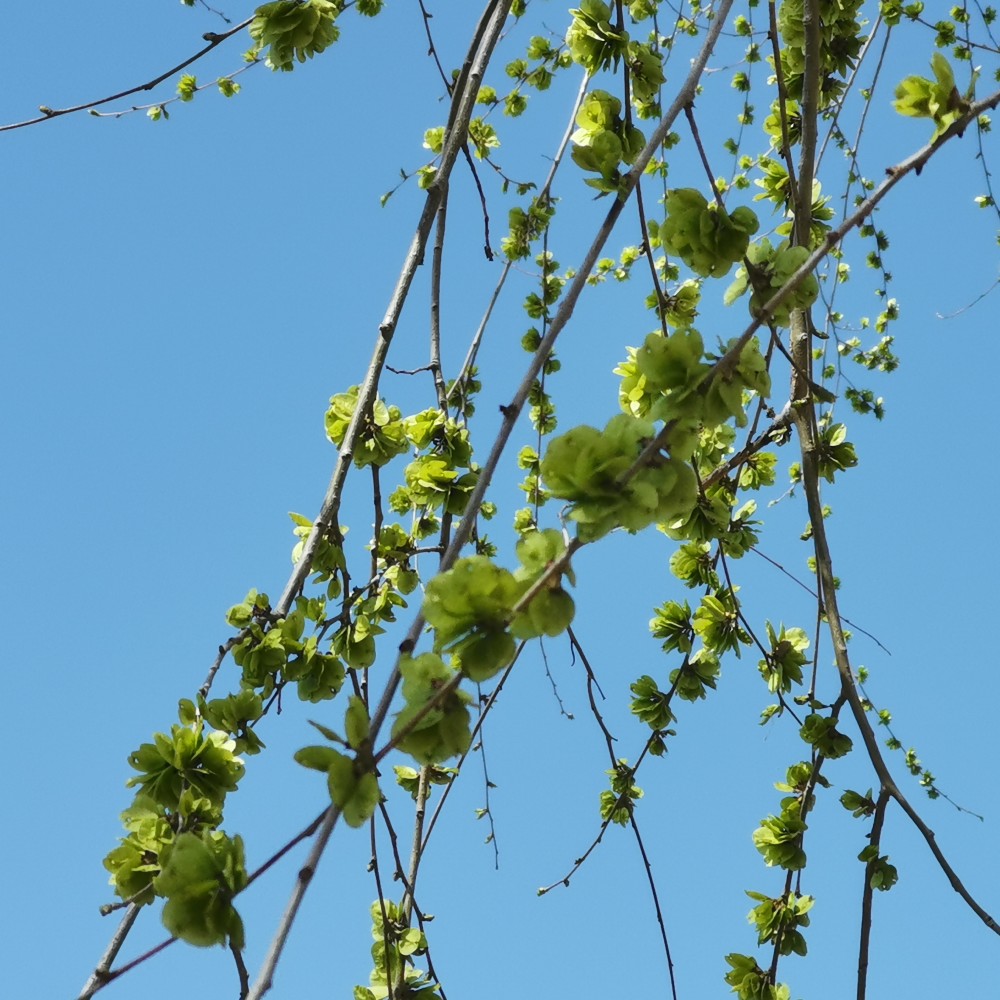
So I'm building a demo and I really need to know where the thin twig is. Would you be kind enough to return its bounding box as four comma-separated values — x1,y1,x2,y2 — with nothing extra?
88,58,260,121
419,647,523,853
194,0,232,22
416,0,453,92
451,72,588,398
536,815,617,894
748,546,891,655
702,402,793,489
685,104,725,205
570,627,616,761
627,813,679,1000
87,935,178,991
617,11,667,322
539,638,575,720
461,145,495,259
475,719,502,868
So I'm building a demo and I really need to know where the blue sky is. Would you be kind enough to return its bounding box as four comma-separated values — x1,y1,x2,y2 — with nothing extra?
2,2,998,998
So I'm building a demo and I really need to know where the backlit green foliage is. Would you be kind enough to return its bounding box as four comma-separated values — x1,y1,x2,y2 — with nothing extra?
659,188,759,278
249,0,341,71
77,0,999,989
725,239,821,327
571,89,646,193
155,831,248,948
894,53,975,138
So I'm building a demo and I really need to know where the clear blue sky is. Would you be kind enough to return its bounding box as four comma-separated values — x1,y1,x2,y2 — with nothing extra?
2,3,998,998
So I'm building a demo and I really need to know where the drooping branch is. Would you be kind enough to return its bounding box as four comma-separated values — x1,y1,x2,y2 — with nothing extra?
784,6,999,941
793,299,1000,939
0,18,252,132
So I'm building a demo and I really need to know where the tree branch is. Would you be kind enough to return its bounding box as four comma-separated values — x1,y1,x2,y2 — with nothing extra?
792,291,1000,939
77,904,142,999
1,18,252,132
857,787,890,1000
